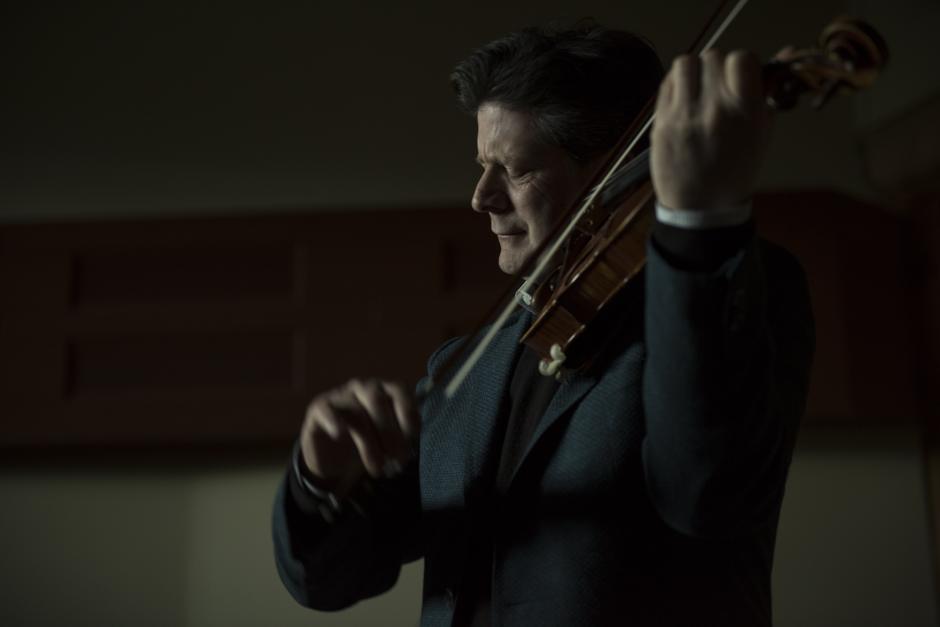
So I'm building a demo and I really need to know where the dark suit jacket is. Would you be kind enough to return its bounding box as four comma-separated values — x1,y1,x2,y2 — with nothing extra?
272,233,815,626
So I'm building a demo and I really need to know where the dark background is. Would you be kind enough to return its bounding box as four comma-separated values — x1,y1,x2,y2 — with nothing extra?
1,1,938,626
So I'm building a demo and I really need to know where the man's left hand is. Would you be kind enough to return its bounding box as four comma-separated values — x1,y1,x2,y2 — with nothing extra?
650,49,771,211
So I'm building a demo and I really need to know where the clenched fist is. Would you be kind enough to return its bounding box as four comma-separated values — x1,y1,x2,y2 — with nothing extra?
299,379,421,498
651,49,771,211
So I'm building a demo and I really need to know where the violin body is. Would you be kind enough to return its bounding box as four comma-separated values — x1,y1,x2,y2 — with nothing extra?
521,182,654,375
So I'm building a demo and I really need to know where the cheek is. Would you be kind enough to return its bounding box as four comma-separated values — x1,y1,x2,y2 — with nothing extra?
525,180,574,236
513,193,551,239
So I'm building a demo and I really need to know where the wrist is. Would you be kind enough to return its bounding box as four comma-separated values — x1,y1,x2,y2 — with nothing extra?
291,441,347,522
290,440,381,522
655,200,752,230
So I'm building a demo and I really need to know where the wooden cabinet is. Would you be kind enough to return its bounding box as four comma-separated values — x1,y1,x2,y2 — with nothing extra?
0,192,928,447
0,209,505,446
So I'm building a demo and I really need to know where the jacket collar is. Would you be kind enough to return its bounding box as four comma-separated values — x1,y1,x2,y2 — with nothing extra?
455,308,602,493
505,363,601,490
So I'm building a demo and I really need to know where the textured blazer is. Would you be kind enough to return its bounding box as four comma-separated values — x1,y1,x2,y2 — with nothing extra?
272,234,815,627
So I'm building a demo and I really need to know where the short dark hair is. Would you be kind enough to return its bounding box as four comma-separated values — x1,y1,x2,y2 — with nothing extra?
451,22,664,162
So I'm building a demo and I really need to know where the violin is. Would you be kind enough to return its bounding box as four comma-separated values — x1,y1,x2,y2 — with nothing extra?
432,4,888,398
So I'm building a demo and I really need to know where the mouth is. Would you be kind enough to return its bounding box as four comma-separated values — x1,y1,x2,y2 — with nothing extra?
494,230,526,240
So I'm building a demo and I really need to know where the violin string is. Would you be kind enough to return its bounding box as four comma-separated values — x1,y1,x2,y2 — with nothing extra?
701,0,750,53
443,0,751,399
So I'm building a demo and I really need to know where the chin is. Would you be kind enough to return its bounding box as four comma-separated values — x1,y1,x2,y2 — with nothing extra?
498,250,530,275
497,252,516,275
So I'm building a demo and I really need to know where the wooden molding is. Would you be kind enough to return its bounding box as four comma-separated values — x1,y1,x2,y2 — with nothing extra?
0,193,927,446
0,209,506,446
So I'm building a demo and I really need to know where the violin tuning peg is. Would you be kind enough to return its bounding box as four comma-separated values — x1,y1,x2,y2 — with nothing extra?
809,78,843,110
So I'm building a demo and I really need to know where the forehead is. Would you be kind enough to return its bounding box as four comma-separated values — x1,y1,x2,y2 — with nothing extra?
475,103,542,161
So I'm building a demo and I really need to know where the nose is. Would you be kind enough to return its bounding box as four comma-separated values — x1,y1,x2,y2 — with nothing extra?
471,167,509,214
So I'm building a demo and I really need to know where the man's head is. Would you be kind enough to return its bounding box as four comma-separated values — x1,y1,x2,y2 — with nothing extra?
452,24,663,274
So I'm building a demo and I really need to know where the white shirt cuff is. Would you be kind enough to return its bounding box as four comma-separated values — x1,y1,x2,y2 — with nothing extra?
655,201,752,230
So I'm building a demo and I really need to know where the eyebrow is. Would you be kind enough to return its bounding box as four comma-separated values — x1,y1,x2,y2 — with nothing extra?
476,154,514,168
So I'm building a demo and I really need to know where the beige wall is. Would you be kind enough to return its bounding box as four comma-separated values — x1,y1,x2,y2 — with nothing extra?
0,463,421,627
2,443,936,627
776,438,937,627
2,1,937,626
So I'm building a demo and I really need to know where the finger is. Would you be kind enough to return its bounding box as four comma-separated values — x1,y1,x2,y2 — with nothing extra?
302,398,367,481
700,48,725,102
771,45,798,63
670,54,701,105
341,411,389,479
326,389,389,478
382,381,422,444
349,379,410,464
655,69,675,112
305,398,343,440
725,50,763,110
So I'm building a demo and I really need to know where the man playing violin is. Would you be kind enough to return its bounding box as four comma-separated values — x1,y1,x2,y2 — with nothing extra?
273,23,814,627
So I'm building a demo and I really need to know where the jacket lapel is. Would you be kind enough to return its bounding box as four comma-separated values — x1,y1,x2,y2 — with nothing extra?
458,310,530,486
421,309,529,509
506,367,601,491
423,309,605,502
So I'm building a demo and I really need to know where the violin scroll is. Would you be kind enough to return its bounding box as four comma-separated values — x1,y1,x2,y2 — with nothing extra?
764,17,888,111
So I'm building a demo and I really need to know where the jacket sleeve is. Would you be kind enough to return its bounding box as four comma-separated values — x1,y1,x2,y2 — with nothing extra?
641,224,815,539
270,335,463,611
271,432,424,611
